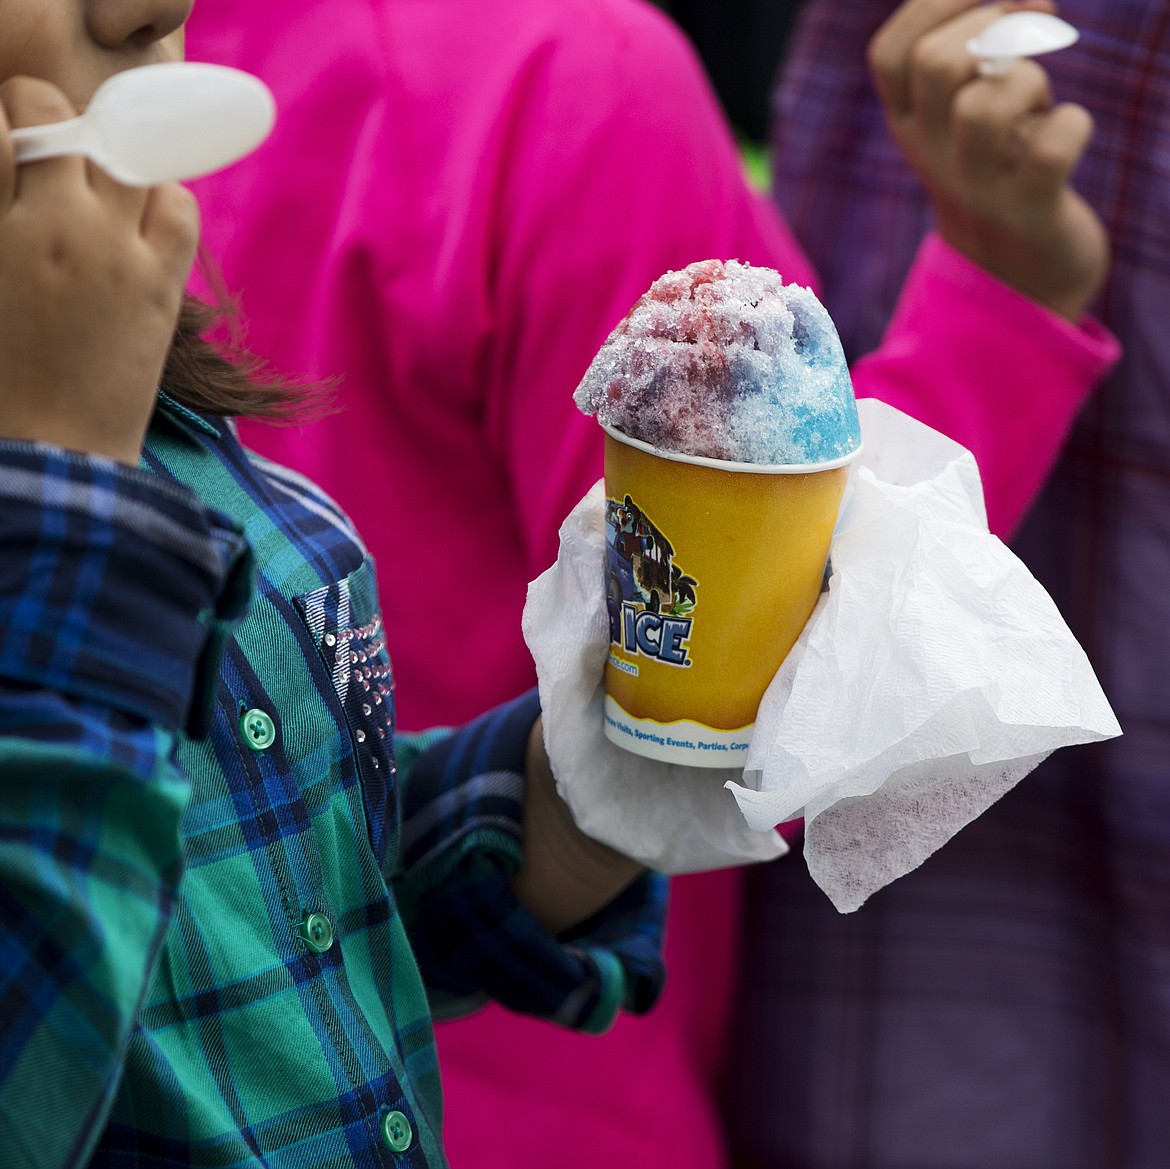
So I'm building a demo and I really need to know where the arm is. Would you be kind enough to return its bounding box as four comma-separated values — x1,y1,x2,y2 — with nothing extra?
487,0,1115,553
511,717,643,936
0,78,213,1167
393,693,665,1034
868,0,1107,323
0,76,197,463
853,0,1120,536
0,442,252,1168
852,232,1118,537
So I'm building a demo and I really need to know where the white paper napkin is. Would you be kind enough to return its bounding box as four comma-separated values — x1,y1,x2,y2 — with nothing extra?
522,399,1121,909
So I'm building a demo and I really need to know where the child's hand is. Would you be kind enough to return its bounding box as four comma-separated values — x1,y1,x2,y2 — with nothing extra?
0,76,199,465
870,0,1109,321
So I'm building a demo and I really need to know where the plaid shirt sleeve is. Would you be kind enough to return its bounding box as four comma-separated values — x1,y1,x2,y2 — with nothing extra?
0,440,251,1167
393,691,668,1035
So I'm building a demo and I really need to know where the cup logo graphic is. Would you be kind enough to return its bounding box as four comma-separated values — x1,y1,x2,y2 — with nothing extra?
601,427,853,767
605,494,698,671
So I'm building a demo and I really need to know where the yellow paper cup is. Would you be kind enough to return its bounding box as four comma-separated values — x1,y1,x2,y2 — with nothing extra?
601,425,857,767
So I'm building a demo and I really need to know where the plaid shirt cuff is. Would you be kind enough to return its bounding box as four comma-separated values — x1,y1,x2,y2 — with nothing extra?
395,689,667,1034
0,440,254,735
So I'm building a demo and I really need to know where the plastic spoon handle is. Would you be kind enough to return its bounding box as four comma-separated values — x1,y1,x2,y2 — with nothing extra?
11,116,94,164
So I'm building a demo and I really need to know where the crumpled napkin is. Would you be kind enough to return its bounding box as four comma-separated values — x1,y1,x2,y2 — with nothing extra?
522,399,1121,910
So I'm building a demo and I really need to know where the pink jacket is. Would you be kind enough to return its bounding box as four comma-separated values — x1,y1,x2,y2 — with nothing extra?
186,1,1118,1165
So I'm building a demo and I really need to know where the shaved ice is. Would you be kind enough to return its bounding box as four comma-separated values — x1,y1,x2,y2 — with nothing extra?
574,259,861,466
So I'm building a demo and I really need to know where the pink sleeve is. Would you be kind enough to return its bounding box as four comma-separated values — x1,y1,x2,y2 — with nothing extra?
482,0,815,582
854,233,1121,538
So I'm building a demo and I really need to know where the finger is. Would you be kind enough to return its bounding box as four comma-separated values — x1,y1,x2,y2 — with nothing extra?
912,6,1035,144
140,181,200,273
870,0,1057,121
86,158,151,221
0,77,88,203
951,58,1054,182
1020,101,1094,194
870,0,994,117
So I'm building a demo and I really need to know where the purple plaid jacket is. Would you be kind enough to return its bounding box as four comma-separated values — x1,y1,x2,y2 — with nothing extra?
724,4,1170,1168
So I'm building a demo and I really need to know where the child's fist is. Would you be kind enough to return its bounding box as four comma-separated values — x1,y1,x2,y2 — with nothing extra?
0,74,199,464
869,0,1108,320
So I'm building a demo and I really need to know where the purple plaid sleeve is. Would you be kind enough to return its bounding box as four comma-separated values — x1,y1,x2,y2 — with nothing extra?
726,4,1170,1167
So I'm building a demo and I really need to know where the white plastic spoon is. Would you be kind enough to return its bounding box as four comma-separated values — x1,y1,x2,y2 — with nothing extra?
10,62,276,186
967,11,1079,76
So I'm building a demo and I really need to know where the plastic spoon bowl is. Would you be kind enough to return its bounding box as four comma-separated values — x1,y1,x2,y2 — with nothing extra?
967,11,1079,76
10,62,276,186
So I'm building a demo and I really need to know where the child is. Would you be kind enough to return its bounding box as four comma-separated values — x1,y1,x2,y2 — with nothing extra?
0,5,654,1167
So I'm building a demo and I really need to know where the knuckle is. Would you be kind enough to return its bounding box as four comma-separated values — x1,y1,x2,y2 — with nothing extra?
144,278,183,321
155,184,201,242
950,90,1006,147
951,81,988,126
19,225,93,288
908,32,958,85
1032,107,1094,174
1030,135,1073,175
1017,60,1053,105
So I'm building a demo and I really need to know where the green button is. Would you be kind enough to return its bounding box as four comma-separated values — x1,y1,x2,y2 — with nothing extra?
239,708,277,751
299,912,334,954
382,1110,413,1152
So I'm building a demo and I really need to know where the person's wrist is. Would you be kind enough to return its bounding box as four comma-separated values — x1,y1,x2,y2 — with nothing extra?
512,717,644,935
936,209,1106,324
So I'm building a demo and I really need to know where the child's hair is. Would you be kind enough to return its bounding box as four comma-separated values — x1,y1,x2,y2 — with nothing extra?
160,252,335,422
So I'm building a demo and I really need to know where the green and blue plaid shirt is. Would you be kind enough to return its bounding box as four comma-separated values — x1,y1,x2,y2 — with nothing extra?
0,395,666,1168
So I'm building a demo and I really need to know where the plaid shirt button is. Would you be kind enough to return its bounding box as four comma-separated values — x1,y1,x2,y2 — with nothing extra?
381,1110,413,1152
239,708,277,751
299,912,334,953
